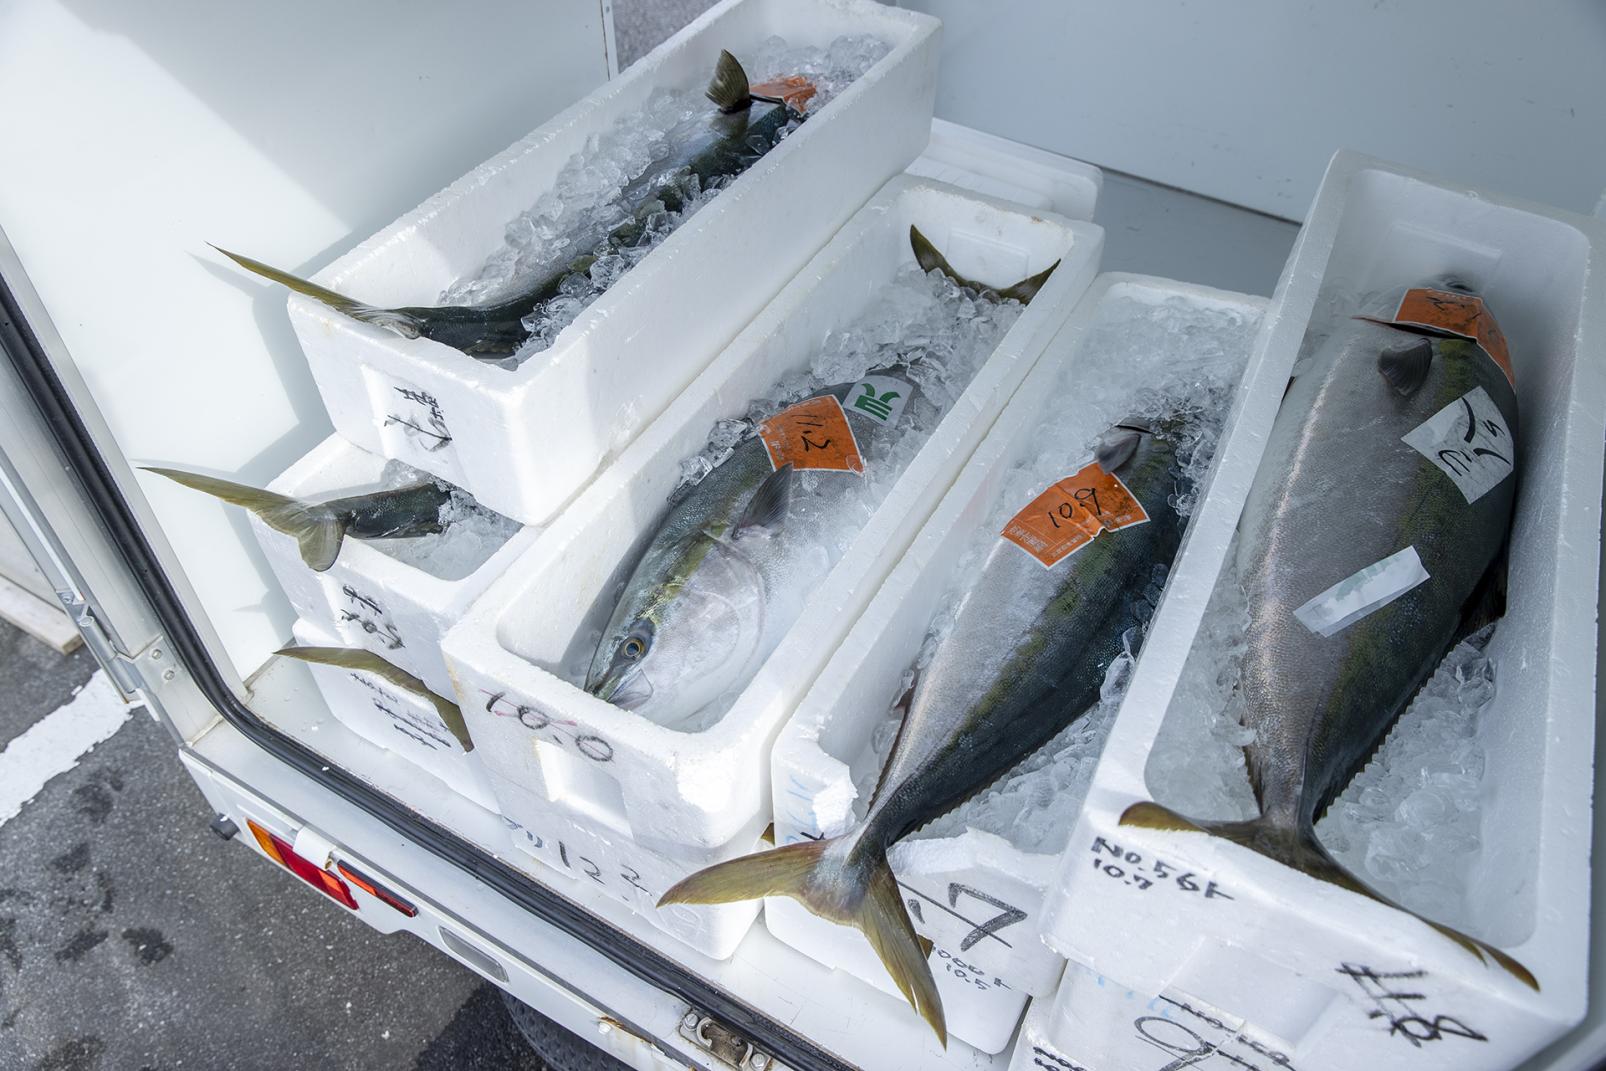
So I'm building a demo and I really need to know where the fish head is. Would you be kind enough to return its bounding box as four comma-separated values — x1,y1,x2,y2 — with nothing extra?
586,532,766,725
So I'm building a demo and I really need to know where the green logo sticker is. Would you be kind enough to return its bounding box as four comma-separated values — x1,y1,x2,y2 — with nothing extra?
848,375,911,427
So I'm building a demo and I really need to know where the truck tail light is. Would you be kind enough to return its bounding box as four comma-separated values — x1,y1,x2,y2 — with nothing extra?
246,818,358,910
336,860,418,917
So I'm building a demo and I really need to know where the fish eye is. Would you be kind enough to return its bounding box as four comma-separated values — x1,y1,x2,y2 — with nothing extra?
622,637,645,660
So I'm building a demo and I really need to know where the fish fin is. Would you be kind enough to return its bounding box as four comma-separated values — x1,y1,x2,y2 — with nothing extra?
661,839,946,1045
1377,337,1435,396
909,225,977,294
705,49,752,113
1096,426,1144,473
142,467,348,572
910,226,1057,306
735,463,792,535
211,245,425,340
275,645,474,752
1118,802,1537,991
998,260,1060,305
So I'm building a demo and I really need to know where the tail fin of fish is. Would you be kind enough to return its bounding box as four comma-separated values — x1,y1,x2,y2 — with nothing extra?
1120,801,1537,991
705,50,752,113
660,838,946,1045
909,226,1059,305
142,467,348,572
211,245,426,340
275,645,474,752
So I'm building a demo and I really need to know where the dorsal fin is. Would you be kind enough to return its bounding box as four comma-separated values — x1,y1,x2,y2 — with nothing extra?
735,463,792,535
705,49,752,113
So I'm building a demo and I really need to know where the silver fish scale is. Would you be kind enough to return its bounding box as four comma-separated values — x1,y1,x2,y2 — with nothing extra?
1236,320,1518,829
858,432,1189,851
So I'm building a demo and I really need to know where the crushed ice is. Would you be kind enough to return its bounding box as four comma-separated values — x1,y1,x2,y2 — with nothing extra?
439,34,890,369
362,459,522,581
841,292,1262,856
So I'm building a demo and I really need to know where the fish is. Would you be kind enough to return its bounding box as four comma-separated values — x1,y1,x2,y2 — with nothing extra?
659,415,1195,1044
1120,281,1532,988
143,467,454,571
276,645,474,752
214,51,811,362
584,228,1057,729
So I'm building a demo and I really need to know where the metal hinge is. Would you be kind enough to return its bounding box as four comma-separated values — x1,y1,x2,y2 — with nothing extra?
678,1010,777,1071
62,595,147,699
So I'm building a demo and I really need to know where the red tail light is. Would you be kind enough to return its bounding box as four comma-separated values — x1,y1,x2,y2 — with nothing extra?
336,860,418,917
246,819,358,910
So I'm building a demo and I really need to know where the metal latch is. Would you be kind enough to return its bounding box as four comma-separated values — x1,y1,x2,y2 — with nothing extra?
678,1010,776,1071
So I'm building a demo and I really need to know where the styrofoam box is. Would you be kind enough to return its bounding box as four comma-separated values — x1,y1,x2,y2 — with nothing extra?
765,274,1267,1054
1035,151,1606,1071
442,176,1103,953
288,0,941,526
1006,959,1291,1071
249,434,537,699
494,776,770,960
906,118,1101,222
288,617,500,812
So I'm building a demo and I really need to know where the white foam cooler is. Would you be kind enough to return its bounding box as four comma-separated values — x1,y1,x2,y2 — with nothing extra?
282,0,941,526
441,175,1103,956
907,118,1101,222
1032,152,1606,1071
249,434,537,699
286,617,500,812
765,274,1267,1054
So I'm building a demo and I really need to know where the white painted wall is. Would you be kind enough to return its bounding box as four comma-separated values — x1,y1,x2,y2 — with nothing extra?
0,1,611,678
910,0,1606,221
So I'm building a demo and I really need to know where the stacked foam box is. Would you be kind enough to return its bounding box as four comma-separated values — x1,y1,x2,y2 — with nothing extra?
248,435,538,701
282,0,942,526
288,617,500,811
766,275,1268,1053
1026,152,1606,1071
443,176,1104,957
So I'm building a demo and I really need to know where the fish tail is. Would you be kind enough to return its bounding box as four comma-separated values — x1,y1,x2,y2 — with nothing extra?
660,838,946,1045
210,245,425,339
908,225,1059,305
142,467,348,572
275,645,473,752
1119,801,1537,991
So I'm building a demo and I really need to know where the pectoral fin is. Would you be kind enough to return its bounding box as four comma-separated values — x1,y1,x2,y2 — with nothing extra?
735,463,792,535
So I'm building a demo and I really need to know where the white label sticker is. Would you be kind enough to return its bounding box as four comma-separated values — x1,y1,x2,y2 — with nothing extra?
844,375,911,427
1293,546,1431,637
1401,386,1515,504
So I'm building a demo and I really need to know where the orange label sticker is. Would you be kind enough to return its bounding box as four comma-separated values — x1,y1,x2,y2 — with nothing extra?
1001,462,1149,568
1393,288,1515,387
758,395,864,474
750,75,818,113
